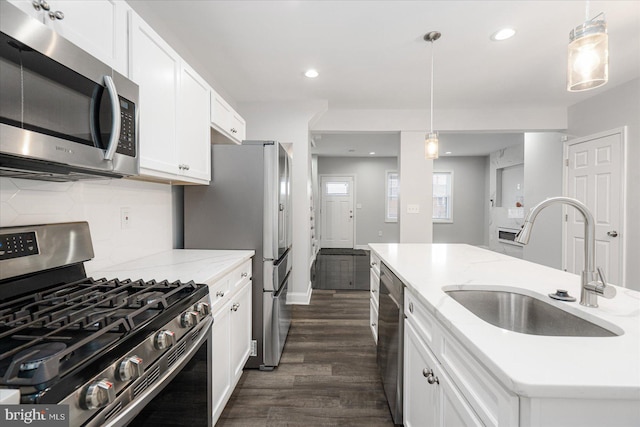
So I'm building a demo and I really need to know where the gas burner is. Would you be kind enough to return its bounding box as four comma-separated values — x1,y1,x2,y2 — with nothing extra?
17,342,67,372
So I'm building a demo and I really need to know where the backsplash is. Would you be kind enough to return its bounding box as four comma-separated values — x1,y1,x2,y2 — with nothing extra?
0,177,174,275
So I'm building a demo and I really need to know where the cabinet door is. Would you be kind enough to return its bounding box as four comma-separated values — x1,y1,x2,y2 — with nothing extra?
177,63,210,182
8,0,128,74
7,0,44,21
210,90,232,132
129,13,180,176
441,372,484,427
230,280,252,381
404,320,439,427
211,303,232,423
229,111,246,142
48,0,128,75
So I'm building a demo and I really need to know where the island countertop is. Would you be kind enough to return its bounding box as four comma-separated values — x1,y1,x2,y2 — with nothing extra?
369,243,640,400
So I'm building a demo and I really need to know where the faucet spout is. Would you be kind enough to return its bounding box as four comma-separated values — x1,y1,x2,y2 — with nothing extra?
516,196,615,307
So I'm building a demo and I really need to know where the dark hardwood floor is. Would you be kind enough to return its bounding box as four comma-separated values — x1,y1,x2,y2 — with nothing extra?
216,289,394,426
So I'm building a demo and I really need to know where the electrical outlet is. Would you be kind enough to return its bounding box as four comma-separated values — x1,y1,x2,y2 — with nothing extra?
250,340,258,356
121,207,131,229
378,231,383,237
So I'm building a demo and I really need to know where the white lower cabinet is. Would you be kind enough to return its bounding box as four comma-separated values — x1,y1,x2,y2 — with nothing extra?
369,252,380,343
230,279,252,381
209,259,253,424
404,288,519,427
404,320,482,427
211,300,232,422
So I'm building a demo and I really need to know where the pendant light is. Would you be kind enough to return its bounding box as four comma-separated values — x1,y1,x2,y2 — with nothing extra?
424,31,441,159
567,1,608,92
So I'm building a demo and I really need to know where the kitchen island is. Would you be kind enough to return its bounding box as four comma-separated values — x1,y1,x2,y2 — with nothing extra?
369,243,640,427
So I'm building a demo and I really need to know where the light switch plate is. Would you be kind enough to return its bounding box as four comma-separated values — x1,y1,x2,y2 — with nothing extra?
407,204,420,214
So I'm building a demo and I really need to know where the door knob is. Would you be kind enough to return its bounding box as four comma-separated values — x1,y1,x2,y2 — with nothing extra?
607,230,618,237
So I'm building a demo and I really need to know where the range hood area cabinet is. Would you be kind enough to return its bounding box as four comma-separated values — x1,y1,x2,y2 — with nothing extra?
7,0,129,76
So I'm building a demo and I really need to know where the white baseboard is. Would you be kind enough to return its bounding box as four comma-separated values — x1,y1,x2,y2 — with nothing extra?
287,283,312,305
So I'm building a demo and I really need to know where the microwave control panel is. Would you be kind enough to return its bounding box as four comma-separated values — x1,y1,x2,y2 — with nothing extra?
117,97,136,157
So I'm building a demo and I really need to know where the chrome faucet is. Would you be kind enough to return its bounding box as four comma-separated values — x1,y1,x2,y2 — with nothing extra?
515,196,616,307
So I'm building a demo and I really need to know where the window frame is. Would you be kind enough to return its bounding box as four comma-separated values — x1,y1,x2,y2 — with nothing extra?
432,171,454,223
385,170,399,223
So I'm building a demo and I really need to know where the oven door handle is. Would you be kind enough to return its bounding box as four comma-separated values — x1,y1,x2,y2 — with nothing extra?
102,75,121,161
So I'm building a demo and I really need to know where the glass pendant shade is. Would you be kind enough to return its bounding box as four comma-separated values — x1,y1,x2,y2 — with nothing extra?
567,18,608,92
425,132,439,159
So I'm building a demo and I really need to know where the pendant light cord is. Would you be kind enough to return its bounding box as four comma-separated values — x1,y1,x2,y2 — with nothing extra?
430,40,435,133
585,0,590,21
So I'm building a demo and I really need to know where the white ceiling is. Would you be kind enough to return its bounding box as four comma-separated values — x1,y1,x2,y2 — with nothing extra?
128,0,640,156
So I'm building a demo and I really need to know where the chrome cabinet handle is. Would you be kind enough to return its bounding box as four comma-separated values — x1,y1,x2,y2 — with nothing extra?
102,75,121,161
241,272,248,278
371,261,377,267
48,10,64,20
372,322,376,327
607,230,618,237
216,291,225,298
33,0,50,11
422,368,439,385
408,302,414,313
231,303,240,312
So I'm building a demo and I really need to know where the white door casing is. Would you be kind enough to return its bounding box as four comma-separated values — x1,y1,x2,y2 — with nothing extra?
320,176,355,248
564,128,626,286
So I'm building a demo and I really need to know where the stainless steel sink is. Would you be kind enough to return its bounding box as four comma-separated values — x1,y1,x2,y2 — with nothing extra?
445,289,619,337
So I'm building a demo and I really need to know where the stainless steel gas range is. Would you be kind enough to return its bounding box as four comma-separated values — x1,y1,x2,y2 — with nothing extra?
0,222,212,426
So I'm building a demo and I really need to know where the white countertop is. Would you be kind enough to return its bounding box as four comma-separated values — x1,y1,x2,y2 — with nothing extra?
369,243,640,400
89,249,254,285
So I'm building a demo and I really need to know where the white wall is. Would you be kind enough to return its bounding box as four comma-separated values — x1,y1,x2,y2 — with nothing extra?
522,132,565,269
0,177,174,274
567,78,640,290
317,156,400,247
399,132,433,243
239,100,328,304
433,156,487,246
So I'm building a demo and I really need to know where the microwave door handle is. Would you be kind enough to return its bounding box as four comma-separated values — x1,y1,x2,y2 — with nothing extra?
102,75,121,161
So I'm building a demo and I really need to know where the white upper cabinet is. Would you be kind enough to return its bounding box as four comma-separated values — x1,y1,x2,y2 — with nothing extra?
8,0,129,75
211,88,246,144
129,11,211,185
129,13,180,178
177,63,211,182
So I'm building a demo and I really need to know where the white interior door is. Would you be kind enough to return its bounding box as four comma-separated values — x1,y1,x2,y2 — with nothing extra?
320,176,354,248
565,129,624,285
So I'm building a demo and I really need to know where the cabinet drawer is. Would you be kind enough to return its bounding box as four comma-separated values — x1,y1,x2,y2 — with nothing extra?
370,252,381,276
439,328,518,427
208,279,231,313
229,260,252,291
405,289,439,353
370,268,380,307
369,298,378,343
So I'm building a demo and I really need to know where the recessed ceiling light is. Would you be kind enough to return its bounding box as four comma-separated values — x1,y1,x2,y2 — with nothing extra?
347,149,356,152
304,69,319,78
491,28,516,41
369,151,376,155
445,151,452,155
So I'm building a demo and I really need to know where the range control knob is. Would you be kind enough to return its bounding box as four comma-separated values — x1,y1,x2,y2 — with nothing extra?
82,379,115,410
117,355,144,382
180,311,199,328
194,302,210,316
154,330,176,350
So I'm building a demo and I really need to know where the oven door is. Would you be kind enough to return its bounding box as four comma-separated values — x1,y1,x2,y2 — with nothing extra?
109,323,212,427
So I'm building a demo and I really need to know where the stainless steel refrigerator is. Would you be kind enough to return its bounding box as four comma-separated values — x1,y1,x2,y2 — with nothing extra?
184,141,292,370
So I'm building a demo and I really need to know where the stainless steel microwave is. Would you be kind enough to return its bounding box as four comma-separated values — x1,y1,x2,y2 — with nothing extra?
0,1,139,181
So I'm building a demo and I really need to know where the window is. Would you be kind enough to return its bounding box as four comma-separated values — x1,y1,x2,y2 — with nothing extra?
385,171,399,222
433,172,453,222
325,181,349,195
